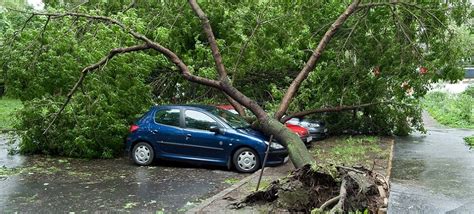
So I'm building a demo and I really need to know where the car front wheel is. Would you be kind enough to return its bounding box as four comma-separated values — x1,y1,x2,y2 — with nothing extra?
233,147,260,173
132,142,154,166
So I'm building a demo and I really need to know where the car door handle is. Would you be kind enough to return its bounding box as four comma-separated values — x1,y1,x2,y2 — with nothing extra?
186,134,192,140
151,130,159,134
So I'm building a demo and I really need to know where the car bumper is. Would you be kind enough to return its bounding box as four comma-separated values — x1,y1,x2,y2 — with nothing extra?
300,135,313,144
265,149,289,166
309,128,328,140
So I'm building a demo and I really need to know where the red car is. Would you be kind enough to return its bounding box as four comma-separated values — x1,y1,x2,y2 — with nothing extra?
216,105,312,144
216,105,239,114
285,123,312,144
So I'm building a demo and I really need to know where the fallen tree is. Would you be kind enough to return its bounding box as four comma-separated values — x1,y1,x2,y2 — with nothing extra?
12,0,364,168
4,0,471,211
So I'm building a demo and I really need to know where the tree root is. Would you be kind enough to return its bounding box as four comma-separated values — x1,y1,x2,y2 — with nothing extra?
232,165,389,213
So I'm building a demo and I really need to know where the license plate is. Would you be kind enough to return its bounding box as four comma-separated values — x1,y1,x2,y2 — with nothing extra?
307,136,313,142
284,156,289,163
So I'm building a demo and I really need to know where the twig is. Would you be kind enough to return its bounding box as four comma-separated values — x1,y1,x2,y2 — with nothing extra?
342,8,369,50
338,165,365,174
123,0,136,13
319,195,341,211
256,135,274,191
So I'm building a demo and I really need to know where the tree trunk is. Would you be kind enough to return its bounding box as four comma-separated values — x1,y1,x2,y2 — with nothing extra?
256,116,313,168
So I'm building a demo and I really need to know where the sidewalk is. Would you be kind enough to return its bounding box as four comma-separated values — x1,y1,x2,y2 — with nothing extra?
187,163,293,213
388,112,474,213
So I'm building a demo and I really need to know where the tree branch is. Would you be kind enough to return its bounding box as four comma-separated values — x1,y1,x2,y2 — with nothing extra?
123,0,136,13
280,101,387,123
43,43,151,134
274,0,361,120
224,94,247,116
188,0,228,80
188,0,250,116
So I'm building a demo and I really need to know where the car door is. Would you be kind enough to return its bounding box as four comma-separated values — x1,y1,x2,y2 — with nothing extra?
151,108,188,157
182,109,227,162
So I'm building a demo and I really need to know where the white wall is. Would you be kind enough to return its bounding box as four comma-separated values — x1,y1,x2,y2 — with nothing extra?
430,79,473,94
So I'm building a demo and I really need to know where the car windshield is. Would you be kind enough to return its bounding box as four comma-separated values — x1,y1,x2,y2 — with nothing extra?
209,108,250,129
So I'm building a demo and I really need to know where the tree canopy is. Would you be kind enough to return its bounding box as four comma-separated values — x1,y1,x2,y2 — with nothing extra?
0,1,472,158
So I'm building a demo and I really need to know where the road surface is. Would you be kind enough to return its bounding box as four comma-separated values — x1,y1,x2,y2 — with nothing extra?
388,113,474,213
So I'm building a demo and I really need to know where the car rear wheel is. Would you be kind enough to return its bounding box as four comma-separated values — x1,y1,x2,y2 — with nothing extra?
233,147,260,173
132,142,154,166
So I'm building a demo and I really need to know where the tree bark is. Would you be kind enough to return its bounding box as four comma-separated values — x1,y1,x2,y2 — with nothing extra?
224,94,246,116
256,117,313,168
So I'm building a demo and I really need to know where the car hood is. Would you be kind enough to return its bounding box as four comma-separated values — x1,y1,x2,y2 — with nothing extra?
235,127,268,142
285,124,308,135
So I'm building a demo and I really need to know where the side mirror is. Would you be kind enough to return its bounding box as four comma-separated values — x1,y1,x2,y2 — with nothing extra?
209,126,221,134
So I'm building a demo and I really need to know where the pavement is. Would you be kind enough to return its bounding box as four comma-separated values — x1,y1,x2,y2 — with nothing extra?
388,112,474,213
0,134,246,213
187,162,293,214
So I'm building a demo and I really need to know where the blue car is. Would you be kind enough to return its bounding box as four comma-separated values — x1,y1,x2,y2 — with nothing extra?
125,105,289,173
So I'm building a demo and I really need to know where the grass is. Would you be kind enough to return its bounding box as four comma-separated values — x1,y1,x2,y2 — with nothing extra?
0,98,22,130
309,136,389,175
422,91,473,129
223,177,240,185
465,136,474,148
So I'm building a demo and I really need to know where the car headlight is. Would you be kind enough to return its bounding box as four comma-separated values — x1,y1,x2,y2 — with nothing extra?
264,141,285,149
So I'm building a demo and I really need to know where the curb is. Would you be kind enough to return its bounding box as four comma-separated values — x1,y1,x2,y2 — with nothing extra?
186,168,266,214
386,138,395,181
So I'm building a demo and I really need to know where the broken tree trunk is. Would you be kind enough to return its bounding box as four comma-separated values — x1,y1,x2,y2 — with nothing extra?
234,165,389,213
255,117,313,168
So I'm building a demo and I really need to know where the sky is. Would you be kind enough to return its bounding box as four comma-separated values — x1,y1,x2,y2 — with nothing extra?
27,0,44,10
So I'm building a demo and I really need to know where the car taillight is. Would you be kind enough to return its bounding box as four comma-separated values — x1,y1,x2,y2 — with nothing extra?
129,124,139,133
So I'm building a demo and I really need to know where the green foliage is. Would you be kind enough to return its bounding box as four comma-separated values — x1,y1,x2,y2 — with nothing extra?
15,67,152,158
463,85,474,98
0,98,22,129
423,91,474,129
1,8,153,158
464,136,474,148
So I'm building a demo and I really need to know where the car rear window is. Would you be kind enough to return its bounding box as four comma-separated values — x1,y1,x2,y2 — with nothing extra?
155,109,180,127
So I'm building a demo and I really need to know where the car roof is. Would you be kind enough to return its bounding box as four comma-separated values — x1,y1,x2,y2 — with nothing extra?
155,104,217,111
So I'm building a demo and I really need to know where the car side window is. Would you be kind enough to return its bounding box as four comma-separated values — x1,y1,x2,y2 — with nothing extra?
185,110,218,130
155,109,180,127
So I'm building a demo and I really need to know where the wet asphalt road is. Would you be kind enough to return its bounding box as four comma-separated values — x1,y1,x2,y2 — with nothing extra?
388,113,474,213
0,135,246,213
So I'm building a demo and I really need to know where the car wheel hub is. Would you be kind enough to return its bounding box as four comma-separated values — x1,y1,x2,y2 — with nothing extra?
135,145,150,163
238,151,256,170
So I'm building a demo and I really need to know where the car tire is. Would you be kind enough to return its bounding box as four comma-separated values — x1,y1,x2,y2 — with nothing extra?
233,147,260,173
132,142,154,166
